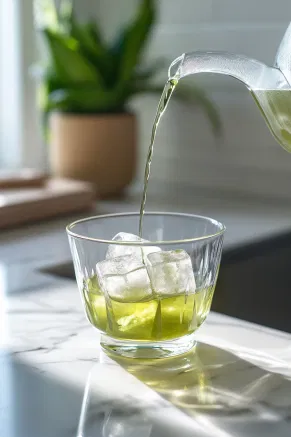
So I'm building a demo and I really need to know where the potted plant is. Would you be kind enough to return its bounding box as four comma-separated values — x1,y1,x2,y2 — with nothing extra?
35,0,221,198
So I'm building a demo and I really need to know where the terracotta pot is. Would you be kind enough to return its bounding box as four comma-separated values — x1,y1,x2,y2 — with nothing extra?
49,112,136,198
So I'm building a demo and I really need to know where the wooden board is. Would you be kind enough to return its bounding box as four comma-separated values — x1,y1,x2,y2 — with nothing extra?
0,169,47,189
0,178,96,229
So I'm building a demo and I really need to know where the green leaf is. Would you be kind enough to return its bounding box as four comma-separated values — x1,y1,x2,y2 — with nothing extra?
85,20,103,47
69,18,117,86
34,65,65,93
70,19,103,58
48,87,125,113
42,29,103,86
37,82,50,139
114,0,156,85
35,0,222,140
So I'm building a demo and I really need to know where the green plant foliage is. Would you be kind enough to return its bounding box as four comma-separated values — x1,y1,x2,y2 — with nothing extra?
35,0,222,136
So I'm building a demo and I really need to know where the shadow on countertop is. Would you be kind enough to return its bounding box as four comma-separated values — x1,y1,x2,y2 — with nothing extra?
2,340,291,437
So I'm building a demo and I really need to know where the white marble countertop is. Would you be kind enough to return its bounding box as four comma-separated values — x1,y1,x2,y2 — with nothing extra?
1,192,291,436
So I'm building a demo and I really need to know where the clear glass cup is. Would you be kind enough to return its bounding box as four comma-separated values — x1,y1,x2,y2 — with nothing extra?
67,212,225,359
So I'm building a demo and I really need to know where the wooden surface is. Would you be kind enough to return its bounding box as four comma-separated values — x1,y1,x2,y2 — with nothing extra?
0,178,95,229
0,169,47,189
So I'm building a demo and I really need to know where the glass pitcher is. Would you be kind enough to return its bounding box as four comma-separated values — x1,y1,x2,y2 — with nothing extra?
169,22,291,153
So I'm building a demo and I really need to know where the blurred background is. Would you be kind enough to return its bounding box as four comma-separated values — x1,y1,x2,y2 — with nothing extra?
1,0,291,200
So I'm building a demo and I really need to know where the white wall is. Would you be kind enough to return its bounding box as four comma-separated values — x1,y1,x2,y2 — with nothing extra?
97,0,291,199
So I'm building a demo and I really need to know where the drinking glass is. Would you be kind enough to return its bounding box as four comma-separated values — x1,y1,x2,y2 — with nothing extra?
67,212,225,358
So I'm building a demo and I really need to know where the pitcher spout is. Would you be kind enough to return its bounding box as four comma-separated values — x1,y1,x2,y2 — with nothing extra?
168,50,291,152
169,51,289,91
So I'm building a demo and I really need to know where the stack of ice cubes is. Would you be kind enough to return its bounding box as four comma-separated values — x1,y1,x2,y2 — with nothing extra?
96,232,196,301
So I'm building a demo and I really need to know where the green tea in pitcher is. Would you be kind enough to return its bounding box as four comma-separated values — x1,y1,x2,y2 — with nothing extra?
252,89,291,152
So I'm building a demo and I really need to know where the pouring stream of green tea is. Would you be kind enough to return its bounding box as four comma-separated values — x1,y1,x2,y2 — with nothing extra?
139,24,291,235
138,78,178,237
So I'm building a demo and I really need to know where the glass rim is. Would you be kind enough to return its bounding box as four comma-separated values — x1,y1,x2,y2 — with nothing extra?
66,212,226,245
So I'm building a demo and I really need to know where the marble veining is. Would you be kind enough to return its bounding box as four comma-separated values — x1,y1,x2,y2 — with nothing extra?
1,197,291,436
2,278,291,436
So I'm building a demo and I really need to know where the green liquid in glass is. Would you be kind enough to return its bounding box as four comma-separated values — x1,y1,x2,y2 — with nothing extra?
83,278,214,341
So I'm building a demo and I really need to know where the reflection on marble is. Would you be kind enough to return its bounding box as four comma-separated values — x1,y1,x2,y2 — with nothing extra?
77,345,291,437
2,278,291,437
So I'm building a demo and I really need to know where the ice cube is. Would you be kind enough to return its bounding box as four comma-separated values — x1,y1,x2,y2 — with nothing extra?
96,254,153,302
106,232,160,260
147,249,196,295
